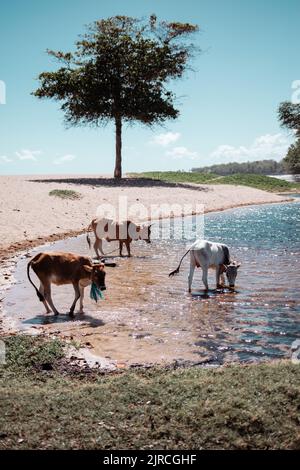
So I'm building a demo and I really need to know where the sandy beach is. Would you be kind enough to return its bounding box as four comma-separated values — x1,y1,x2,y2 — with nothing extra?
0,174,291,259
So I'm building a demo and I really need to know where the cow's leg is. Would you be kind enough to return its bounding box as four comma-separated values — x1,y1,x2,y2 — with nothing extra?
69,282,81,316
119,241,123,256
188,257,196,293
39,283,51,313
43,283,60,316
125,241,131,257
201,265,209,291
216,265,223,289
94,239,104,259
79,285,85,314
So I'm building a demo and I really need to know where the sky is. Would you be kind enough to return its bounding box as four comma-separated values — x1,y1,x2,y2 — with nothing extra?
0,0,299,175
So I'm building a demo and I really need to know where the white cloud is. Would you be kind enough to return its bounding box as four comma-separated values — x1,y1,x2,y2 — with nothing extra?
166,146,198,160
15,149,42,161
53,154,76,165
0,155,12,163
210,133,293,164
150,132,181,147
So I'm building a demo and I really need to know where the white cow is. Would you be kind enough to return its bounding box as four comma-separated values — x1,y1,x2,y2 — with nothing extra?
169,239,240,292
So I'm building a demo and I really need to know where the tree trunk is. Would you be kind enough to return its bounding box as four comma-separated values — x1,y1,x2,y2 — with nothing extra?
114,116,122,178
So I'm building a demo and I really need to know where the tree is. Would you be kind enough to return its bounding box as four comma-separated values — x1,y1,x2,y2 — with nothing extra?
278,101,300,138
33,15,198,178
283,140,300,174
278,101,300,174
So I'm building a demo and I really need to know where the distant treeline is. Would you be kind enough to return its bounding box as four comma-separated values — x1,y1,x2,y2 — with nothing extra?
191,159,285,176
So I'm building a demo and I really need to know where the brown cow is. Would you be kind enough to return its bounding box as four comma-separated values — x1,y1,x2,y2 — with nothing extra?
27,252,106,316
86,218,151,258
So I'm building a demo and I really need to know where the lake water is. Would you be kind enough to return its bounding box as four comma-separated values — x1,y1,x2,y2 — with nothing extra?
4,198,300,366
269,174,300,183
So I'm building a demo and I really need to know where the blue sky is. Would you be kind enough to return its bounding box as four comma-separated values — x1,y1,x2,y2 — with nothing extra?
0,0,299,175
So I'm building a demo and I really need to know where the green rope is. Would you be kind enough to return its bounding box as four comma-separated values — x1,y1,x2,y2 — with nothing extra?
90,282,104,302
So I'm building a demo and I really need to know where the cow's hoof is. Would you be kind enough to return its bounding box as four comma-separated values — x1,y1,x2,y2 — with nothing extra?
68,311,75,317
188,288,191,293
53,312,60,316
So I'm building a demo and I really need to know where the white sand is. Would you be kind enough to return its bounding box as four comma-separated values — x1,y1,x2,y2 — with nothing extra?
0,174,290,250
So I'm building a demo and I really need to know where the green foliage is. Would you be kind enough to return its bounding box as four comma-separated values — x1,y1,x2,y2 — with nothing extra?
283,139,300,174
192,159,285,176
129,171,217,183
278,101,300,138
49,189,81,199
3,335,64,371
1,343,299,449
213,173,299,192
131,171,300,192
33,16,198,177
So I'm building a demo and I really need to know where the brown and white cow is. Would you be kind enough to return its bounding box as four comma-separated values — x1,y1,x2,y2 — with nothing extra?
27,252,106,316
87,218,152,258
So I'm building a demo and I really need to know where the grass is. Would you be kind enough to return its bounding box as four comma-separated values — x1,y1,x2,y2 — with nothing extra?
129,171,219,184
49,189,81,199
214,173,300,192
0,335,300,449
129,171,300,192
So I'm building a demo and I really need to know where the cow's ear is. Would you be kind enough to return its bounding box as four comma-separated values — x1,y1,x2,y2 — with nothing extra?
236,263,241,268
84,265,93,273
220,264,227,273
136,226,141,232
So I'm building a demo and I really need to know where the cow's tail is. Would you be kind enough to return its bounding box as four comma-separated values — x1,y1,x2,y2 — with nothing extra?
169,249,191,277
86,222,93,249
222,245,230,265
27,261,44,302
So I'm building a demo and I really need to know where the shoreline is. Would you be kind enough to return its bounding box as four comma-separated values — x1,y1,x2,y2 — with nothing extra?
0,195,295,329
0,197,293,262
0,194,297,370
0,191,293,262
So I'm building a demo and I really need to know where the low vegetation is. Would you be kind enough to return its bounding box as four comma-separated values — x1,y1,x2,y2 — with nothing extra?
0,335,299,449
130,171,300,192
214,173,299,192
49,189,81,199
129,171,220,184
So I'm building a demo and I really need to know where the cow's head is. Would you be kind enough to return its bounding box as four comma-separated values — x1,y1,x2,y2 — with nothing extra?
136,224,152,244
84,263,106,290
223,261,240,288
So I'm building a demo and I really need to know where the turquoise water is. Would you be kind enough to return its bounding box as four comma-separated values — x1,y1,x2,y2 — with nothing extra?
196,198,300,362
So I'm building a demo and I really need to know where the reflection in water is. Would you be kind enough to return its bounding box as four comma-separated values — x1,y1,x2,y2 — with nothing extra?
4,199,300,366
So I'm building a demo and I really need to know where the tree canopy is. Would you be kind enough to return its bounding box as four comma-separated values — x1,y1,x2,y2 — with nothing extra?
278,101,300,174
283,139,300,174
278,101,300,138
192,159,284,176
33,15,198,177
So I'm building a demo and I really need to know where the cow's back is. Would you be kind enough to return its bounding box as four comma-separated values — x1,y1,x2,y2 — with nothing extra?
31,252,92,284
190,240,227,267
93,218,137,241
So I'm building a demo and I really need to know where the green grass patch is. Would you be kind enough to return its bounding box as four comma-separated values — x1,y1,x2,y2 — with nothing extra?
129,171,300,192
129,171,219,184
4,335,64,371
49,189,81,199
0,335,299,449
214,173,300,192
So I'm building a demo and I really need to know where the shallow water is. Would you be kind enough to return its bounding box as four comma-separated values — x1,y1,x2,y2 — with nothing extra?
4,199,300,366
